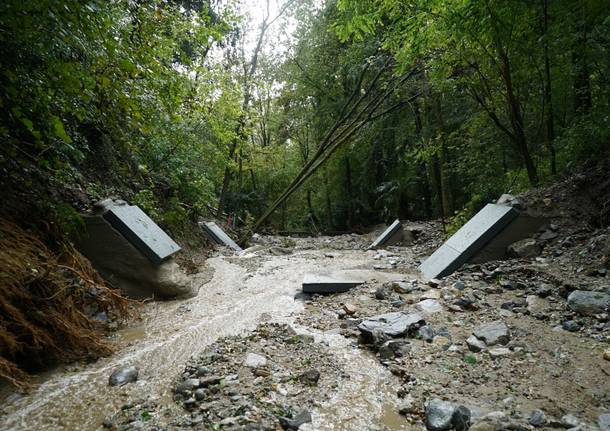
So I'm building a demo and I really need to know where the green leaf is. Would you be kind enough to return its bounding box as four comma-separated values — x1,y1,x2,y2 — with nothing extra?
51,116,72,144
20,117,34,131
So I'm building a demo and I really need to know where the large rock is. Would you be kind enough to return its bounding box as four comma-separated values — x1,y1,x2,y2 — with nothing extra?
529,409,547,427
244,353,267,368
200,221,243,252
358,312,425,341
507,238,541,258
425,399,456,431
102,203,181,263
466,335,486,352
279,409,312,430
567,290,610,316
473,321,510,346
425,399,471,431
302,272,365,294
598,413,610,431
416,299,444,314
109,366,139,387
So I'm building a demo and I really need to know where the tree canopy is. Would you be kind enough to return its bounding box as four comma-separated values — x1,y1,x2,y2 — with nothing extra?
1,0,609,237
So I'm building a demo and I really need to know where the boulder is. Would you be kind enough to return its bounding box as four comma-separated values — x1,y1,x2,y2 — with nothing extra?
358,312,425,341
244,353,267,368
473,321,510,346
425,399,456,431
598,413,610,431
508,238,541,258
567,290,610,316
108,366,139,387
279,409,312,430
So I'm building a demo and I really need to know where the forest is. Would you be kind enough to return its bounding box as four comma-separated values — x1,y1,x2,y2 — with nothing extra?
1,0,608,238
1,0,610,428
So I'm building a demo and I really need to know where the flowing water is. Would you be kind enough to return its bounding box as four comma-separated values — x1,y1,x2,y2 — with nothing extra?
0,249,412,430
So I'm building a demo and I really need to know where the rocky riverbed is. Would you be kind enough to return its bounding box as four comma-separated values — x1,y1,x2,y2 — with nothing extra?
2,173,610,431
97,215,609,431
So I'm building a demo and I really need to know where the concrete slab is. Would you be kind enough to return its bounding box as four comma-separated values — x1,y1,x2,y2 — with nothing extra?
77,215,194,298
419,204,518,279
103,205,181,265
370,219,404,249
302,272,365,293
200,221,243,252
302,269,404,293
469,214,547,263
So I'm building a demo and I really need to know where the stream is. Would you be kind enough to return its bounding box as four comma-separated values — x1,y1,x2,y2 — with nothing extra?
0,249,411,430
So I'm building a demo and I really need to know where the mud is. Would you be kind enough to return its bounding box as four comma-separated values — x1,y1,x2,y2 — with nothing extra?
1,223,609,431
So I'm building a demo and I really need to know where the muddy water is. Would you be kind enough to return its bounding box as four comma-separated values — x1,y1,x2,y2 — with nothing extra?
307,330,412,431
0,250,411,430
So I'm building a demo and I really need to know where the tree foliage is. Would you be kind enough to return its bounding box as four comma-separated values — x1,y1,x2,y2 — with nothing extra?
1,0,609,236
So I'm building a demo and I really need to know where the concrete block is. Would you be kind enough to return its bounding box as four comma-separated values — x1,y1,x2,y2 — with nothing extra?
302,272,365,294
103,204,181,264
370,219,405,249
200,221,243,252
419,204,518,279
76,215,194,299
469,215,547,263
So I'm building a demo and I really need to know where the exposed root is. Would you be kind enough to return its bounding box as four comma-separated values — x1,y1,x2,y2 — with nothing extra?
0,219,134,389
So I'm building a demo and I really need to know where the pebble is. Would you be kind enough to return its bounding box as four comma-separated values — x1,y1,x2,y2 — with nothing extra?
488,347,511,359
466,335,486,352
298,369,320,385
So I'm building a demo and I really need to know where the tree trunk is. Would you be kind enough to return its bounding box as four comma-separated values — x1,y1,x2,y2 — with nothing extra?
573,0,591,113
432,94,454,217
541,0,557,175
345,156,353,228
497,47,539,185
324,169,332,229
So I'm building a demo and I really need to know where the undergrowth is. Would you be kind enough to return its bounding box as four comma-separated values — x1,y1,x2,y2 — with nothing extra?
0,219,133,390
